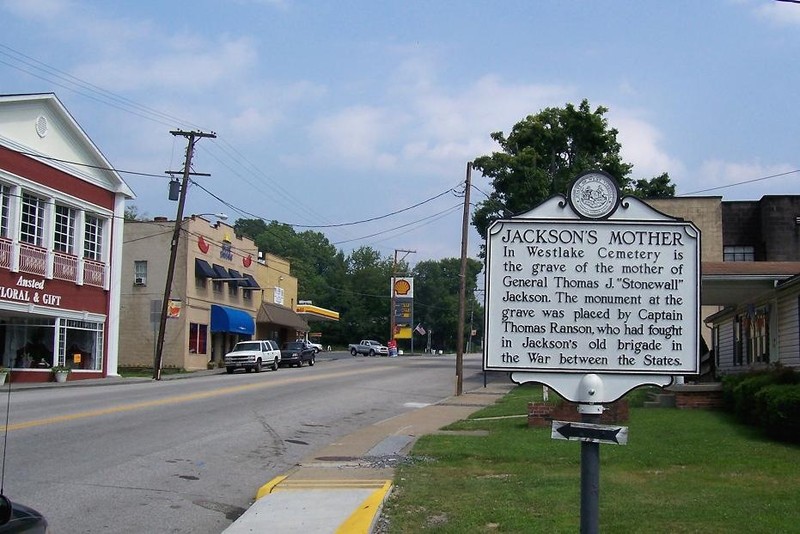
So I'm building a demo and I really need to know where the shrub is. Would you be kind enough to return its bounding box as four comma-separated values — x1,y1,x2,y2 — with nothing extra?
732,374,780,424
754,384,800,443
723,366,799,424
721,372,752,411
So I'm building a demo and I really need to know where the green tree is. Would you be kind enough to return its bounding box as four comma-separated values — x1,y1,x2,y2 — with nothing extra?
338,246,394,343
472,99,673,240
627,172,676,199
124,204,149,221
412,257,483,351
234,219,342,306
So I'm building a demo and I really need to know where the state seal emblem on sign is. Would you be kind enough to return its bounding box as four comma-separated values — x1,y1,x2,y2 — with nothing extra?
568,171,619,219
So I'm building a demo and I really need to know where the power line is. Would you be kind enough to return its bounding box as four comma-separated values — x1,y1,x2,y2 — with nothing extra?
331,204,462,245
678,169,800,196
0,44,206,130
10,149,166,178
190,179,460,229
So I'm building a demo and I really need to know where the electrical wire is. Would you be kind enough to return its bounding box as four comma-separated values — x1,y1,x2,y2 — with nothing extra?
678,169,800,196
8,149,166,179
189,179,460,229
0,44,205,131
331,204,462,245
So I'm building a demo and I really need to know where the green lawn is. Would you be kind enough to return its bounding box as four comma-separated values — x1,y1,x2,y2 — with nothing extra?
381,384,800,533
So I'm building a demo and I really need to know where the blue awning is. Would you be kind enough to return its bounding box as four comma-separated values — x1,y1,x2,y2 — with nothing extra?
210,304,255,335
212,264,230,280
242,273,260,289
228,269,243,286
195,259,216,278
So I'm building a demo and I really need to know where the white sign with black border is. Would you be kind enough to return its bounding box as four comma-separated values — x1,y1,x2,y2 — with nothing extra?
483,170,700,403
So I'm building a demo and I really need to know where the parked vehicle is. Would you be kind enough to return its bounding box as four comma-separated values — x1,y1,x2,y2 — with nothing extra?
349,339,389,357
0,495,48,533
305,339,323,353
224,340,281,374
280,341,316,367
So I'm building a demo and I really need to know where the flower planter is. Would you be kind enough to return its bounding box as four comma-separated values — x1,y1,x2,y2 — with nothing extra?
53,371,69,383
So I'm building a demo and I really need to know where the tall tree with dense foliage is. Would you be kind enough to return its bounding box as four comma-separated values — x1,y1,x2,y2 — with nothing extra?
232,218,487,349
234,219,342,306
412,257,483,351
471,99,674,240
339,246,395,342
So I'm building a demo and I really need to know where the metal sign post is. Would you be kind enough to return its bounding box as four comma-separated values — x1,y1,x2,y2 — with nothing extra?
483,171,700,532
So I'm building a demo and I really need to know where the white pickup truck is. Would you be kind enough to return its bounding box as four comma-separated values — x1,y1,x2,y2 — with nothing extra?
224,340,281,374
349,339,389,357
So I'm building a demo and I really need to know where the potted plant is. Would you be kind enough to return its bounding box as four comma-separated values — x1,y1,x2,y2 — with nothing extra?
51,365,71,383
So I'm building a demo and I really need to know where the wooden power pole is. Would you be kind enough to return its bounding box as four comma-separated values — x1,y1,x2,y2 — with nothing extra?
153,129,216,380
456,161,472,395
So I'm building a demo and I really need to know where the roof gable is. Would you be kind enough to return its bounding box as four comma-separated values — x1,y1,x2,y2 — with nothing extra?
0,93,134,198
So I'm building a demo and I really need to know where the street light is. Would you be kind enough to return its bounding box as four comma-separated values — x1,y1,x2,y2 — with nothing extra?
191,212,228,221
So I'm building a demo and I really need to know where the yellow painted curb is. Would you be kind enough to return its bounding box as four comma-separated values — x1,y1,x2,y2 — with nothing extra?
255,475,287,500
335,481,392,534
275,479,387,490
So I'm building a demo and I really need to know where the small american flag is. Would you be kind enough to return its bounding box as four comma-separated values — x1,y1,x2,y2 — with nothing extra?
414,323,426,335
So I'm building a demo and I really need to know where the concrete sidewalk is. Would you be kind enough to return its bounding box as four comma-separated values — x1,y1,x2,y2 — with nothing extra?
222,380,514,534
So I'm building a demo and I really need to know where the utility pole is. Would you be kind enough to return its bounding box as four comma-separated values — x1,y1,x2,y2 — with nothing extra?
456,161,472,395
153,129,216,380
390,248,415,346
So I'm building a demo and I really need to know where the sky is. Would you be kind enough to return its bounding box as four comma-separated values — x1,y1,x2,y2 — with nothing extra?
1,0,799,266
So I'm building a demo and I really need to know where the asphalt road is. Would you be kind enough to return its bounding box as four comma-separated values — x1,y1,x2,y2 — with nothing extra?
0,352,494,533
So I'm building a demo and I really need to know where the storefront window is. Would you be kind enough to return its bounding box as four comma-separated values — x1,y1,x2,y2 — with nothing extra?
59,319,103,371
0,319,56,369
189,323,208,354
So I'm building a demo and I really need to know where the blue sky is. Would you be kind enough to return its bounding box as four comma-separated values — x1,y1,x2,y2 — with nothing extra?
1,0,799,263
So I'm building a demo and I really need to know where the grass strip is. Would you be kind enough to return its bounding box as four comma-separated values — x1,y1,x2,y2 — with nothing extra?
381,384,800,533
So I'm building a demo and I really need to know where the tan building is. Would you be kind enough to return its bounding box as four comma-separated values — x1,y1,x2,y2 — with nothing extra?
647,197,723,261
649,195,800,374
120,215,307,371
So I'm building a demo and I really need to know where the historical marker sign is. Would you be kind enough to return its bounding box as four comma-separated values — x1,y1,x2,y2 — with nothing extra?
484,171,701,388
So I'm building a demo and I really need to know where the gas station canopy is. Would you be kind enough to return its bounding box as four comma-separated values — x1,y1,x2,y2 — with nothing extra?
296,304,340,322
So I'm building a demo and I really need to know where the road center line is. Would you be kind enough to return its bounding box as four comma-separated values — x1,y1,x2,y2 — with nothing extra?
7,367,387,431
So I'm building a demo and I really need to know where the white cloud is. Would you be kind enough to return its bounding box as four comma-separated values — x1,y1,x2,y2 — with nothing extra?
2,0,69,19
73,36,259,92
611,111,685,180
308,105,402,170
754,2,800,26
306,60,576,178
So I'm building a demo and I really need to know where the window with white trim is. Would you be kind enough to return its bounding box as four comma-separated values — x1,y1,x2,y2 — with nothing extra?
0,184,10,239
134,261,147,285
84,215,103,260
20,193,45,246
54,205,76,253
59,319,103,371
